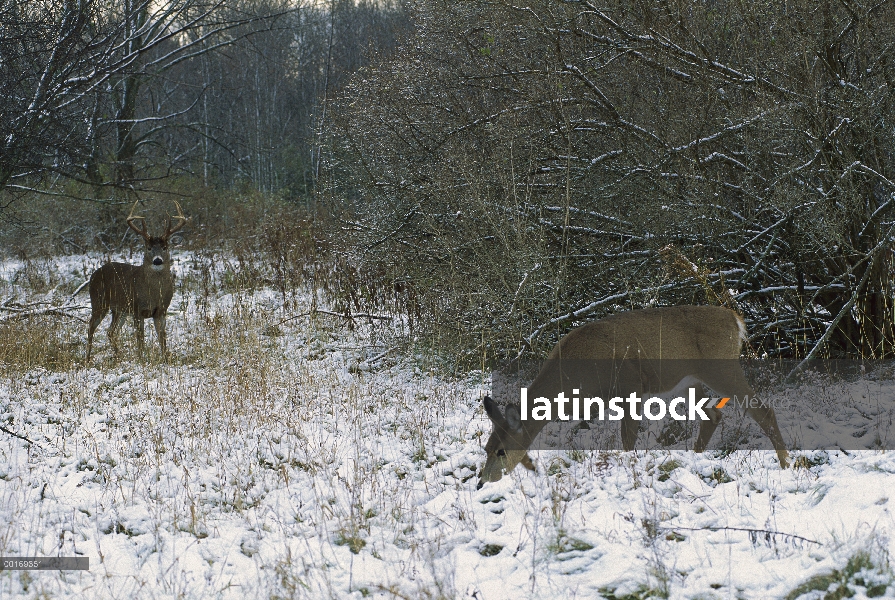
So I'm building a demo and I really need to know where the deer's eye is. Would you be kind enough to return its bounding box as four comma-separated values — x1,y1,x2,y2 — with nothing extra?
496,449,506,457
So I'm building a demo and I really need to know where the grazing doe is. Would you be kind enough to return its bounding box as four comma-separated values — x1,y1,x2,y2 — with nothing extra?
478,305,789,488
86,201,188,360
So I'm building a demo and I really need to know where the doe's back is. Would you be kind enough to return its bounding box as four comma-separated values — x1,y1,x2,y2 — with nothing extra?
550,305,745,361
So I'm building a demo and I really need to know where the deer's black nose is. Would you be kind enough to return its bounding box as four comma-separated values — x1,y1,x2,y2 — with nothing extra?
153,257,164,266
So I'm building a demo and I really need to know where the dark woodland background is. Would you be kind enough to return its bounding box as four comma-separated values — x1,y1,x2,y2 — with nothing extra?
3,0,895,364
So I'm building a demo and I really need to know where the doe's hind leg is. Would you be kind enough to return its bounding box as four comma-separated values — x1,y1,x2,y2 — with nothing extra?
698,367,789,468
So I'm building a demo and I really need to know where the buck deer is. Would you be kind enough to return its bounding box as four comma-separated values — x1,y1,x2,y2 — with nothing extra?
86,201,188,360
478,305,789,488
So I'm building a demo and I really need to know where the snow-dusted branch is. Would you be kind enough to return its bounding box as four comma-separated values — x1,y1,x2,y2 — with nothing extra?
788,221,895,380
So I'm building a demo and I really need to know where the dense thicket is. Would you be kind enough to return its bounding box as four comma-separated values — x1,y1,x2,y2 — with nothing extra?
329,0,895,361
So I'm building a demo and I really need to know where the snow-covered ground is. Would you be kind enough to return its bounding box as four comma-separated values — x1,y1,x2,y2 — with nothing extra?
1,253,895,599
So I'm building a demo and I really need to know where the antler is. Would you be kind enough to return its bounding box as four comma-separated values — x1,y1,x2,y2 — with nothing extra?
126,201,151,241
162,200,189,240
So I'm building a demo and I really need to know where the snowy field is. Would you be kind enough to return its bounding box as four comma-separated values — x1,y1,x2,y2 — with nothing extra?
2,253,895,599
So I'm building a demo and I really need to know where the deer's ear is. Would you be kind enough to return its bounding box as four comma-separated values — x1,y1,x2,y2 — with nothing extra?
482,396,504,424
505,405,522,432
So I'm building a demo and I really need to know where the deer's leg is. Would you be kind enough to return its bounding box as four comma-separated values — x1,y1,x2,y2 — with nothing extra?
108,310,123,355
153,313,167,358
620,370,642,452
743,403,789,467
688,383,721,453
621,414,639,451
693,406,722,453
87,308,107,360
698,367,789,468
134,317,145,357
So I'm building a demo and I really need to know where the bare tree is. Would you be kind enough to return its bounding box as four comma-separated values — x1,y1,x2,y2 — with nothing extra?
0,0,101,198
0,0,290,199
0,0,410,214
